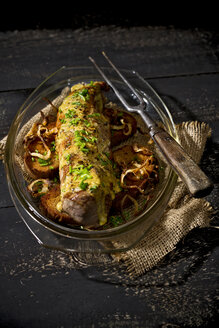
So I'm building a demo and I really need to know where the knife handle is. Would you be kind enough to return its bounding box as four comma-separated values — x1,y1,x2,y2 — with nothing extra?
151,127,213,198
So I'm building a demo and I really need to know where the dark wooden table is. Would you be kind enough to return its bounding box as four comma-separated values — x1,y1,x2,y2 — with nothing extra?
0,25,218,327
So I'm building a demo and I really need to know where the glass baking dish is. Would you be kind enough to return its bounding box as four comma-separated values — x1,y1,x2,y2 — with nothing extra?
4,66,178,255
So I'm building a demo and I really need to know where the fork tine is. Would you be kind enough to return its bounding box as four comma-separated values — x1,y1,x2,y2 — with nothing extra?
101,52,143,104
88,54,143,111
88,55,129,109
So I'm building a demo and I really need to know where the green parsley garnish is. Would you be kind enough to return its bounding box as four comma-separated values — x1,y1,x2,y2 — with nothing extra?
50,141,56,152
69,118,81,126
74,130,89,153
76,88,90,101
69,165,73,174
65,109,76,119
65,154,71,163
84,120,91,127
70,164,94,191
38,158,51,166
74,129,97,152
109,215,124,227
79,181,89,190
87,113,101,118
90,185,98,192
71,165,92,180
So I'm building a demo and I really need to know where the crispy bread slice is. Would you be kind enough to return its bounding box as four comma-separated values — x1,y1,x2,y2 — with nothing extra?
112,144,159,212
40,184,76,225
24,121,59,179
103,107,137,147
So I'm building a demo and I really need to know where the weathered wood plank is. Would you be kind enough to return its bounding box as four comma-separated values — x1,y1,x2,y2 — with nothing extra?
0,206,218,328
149,74,219,142
0,89,33,139
1,74,218,141
0,27,218,91
0,162,14,208
1,4,218,32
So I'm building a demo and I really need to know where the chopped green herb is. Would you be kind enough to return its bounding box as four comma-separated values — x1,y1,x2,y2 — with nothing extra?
99,158,108,166
109,215,124,227
69,118,81,126
72,165,92,180
78,88,90,101
65,154,71,163
87,113,101,118
73,88,90,102
97,154,110,166
69,165,73,174
89,136,97,143
65,109,76,118
104,152,110,158
74,130,89,153
37,158,51,166
79,181,89,190
80,129,91,136
90,185,98,192
50,141,56,152
84,120,91,127
70,164,94,190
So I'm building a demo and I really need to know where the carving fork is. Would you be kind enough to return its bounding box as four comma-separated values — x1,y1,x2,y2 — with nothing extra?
89,52,213,198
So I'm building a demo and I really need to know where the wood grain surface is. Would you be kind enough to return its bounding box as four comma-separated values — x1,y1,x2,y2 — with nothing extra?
0,26,218,328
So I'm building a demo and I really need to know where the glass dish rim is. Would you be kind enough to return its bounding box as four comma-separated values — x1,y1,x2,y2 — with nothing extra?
4,65,178,240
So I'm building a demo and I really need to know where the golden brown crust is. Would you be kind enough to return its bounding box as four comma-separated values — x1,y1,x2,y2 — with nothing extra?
40,184,75,224
111,144,159,213
24,121,59,179
103,107,137,147
24,140,59,179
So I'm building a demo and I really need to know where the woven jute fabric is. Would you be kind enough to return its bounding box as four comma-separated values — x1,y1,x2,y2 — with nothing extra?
0,115,213,278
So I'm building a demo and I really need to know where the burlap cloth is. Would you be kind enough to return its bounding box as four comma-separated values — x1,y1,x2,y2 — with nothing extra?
112,121,214,277
0,119,214,277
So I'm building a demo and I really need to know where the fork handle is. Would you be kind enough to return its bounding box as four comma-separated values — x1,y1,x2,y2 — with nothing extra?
151,127,213,198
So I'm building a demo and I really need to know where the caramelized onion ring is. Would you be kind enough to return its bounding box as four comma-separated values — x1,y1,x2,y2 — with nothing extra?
29,125,51,160
28,179,51,197
121,194,139,217
111,119,132,136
